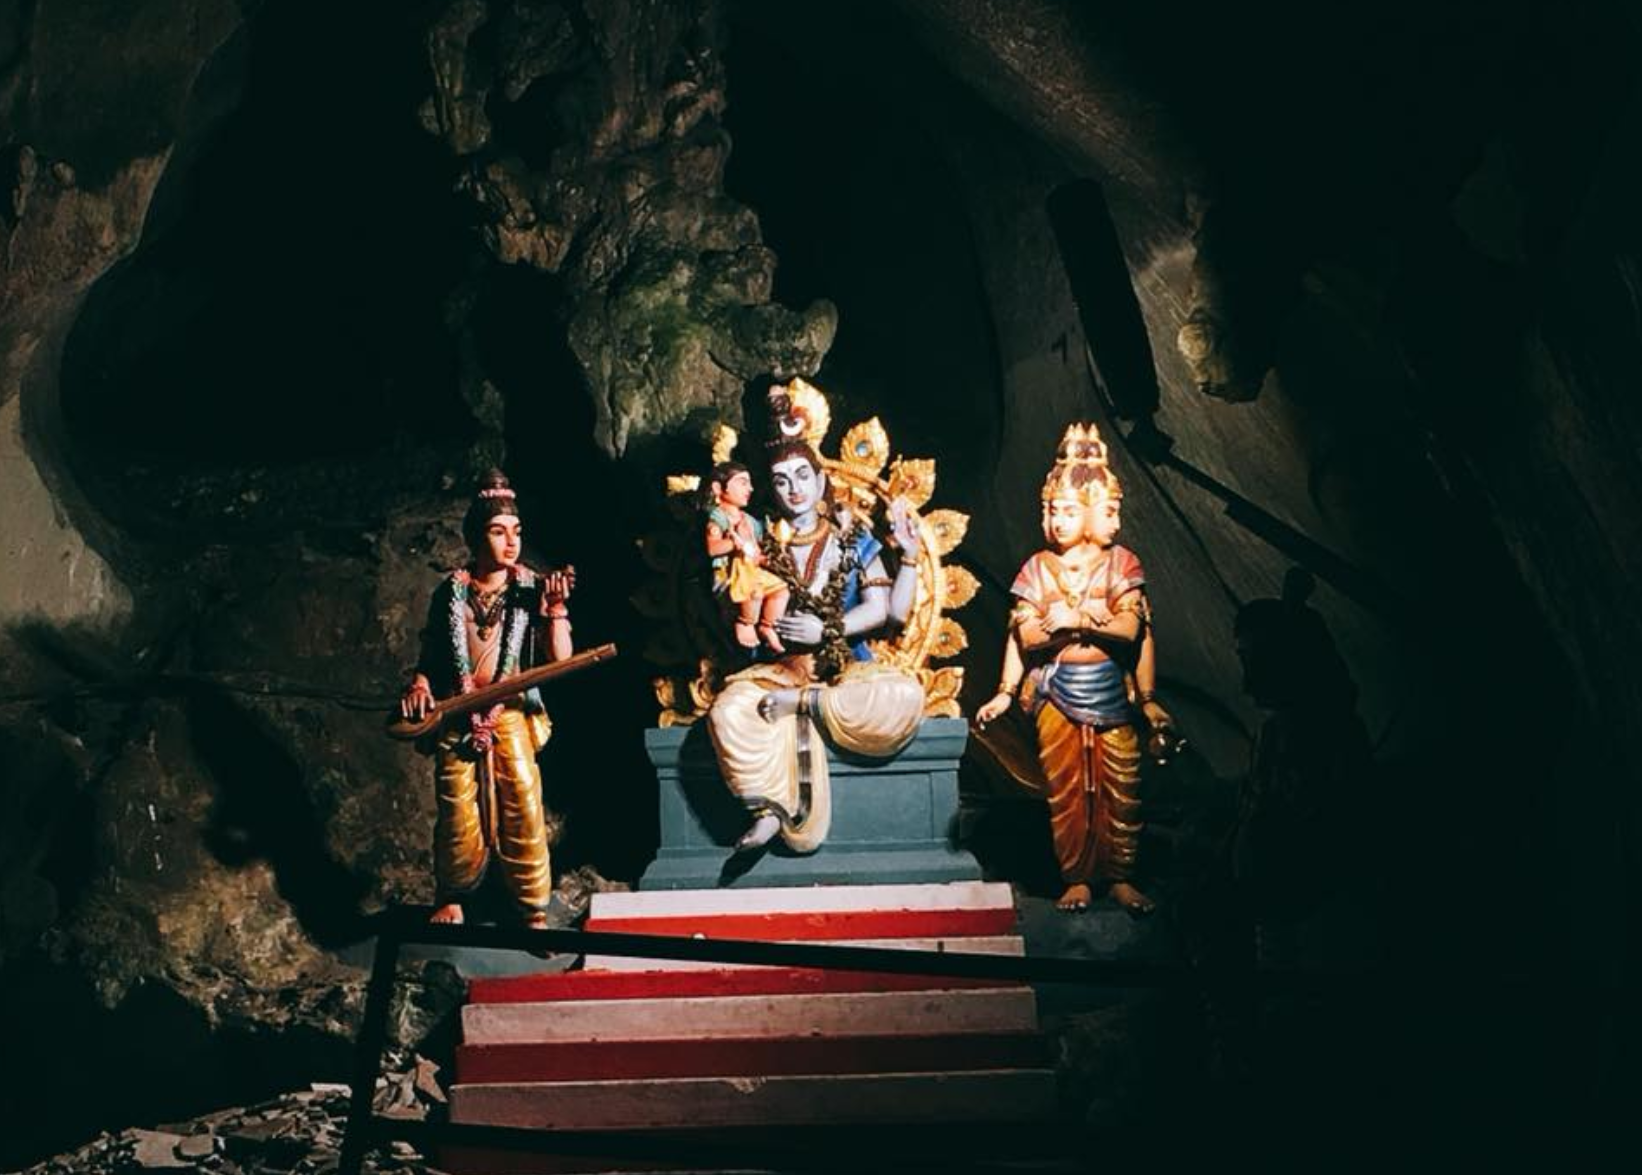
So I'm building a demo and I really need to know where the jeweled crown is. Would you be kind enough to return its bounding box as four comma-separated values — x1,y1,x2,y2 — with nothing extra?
1040,423,1122,503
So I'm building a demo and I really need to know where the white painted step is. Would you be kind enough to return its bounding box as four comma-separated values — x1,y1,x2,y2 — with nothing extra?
590,882,1014,921
451,1069,1059,1129
463,987,1040,1046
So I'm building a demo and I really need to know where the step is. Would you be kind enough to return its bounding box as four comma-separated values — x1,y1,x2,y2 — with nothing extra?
462,987,1039,1045
450,1068,1059,1130
468,964,1014,1006
580,934,1024,972
642,843,983,889
588,881,1013,921
456,1030,1051,1083
582,907,1015,941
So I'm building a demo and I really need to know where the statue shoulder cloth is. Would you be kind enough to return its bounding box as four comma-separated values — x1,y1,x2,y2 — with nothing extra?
1108,545,1145,597
1009,550,1059,608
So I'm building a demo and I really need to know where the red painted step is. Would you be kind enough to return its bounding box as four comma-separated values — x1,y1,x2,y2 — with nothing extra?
456,1031,1050,1084
450,1069,1058,1131
467,963,1011,1006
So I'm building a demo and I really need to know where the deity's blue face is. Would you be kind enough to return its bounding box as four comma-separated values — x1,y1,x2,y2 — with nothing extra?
770,455,824,520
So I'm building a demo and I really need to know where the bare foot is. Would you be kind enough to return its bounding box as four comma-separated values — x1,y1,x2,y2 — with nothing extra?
734,620,758,649
1055,883,1093,912
524,909,550,930
735,813,781,851
429,903,464,925
1109,881,1156,915
756,688,800,723
757,621,786,654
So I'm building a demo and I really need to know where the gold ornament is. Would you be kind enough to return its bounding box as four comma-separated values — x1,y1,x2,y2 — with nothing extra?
773,377,831,449
886,457,936,509
710,424,738,466
942,565,980,610
1041,421,1122,503
839,418,891,481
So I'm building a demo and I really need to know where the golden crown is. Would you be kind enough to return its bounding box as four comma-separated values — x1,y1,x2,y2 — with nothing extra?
768,378,832,449
1040,422,1122,502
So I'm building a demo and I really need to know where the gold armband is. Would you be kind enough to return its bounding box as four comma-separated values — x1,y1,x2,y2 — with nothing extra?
1113,592,1150,621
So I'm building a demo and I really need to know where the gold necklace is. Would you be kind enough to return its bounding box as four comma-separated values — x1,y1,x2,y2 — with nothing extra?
788,517,830,548
470,582,508,638
1047,550,1108,610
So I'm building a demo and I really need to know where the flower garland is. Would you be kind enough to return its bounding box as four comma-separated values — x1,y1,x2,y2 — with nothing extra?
761,516,868,682
448,566,532,752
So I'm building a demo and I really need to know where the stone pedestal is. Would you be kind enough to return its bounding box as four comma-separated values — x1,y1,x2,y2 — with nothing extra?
642,717,980,889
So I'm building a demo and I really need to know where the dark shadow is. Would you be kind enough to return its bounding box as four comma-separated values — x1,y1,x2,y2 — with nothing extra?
717,844,770,888
187,690,371,947
56,0,472,535
675,721,750,846
0,956,352,1170
1046,179,1160,421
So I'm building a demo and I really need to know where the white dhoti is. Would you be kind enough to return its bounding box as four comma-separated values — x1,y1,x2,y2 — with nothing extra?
706,662,925,853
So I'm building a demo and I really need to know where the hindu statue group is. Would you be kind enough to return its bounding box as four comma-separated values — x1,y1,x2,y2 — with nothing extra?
396,396,1175,922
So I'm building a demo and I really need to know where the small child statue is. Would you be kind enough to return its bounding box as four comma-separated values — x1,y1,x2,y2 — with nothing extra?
705,460,790,653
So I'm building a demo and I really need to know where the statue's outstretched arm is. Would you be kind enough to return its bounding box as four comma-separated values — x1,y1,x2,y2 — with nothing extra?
1133,610,1171,727
977,628,1026,726
884,499,923,627
844,555,891,637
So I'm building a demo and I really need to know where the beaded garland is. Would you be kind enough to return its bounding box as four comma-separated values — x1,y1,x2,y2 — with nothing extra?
448,566,533,752
760,516,868,682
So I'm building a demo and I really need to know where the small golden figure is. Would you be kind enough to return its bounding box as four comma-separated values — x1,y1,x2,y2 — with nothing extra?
977,425,1173,914
704,460,790,653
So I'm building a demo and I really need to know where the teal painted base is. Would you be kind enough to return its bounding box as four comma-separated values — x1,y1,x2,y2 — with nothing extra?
642,717,980,889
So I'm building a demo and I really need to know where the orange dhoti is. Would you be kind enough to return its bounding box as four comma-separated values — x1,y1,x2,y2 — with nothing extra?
1034,703,1143,885
433,707,554,913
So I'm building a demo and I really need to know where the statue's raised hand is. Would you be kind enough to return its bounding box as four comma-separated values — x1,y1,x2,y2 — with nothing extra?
887,497,922,560
775,611,825,648
542,565,576,605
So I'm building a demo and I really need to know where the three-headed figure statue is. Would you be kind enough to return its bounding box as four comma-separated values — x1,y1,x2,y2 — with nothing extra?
977,425,1173,913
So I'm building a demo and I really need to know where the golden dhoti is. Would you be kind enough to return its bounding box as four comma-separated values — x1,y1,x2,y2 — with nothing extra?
434,707,554,912
707,662,925,853
726,556,786,604
1034,704,1142,883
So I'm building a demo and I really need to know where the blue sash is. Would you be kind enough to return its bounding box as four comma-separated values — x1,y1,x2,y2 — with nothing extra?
1029,660,1131,727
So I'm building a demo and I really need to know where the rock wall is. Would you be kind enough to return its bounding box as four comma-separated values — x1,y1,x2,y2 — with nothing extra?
420,0,837,457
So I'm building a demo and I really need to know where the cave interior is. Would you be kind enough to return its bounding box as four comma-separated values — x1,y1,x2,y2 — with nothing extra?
1,0,1639,1165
